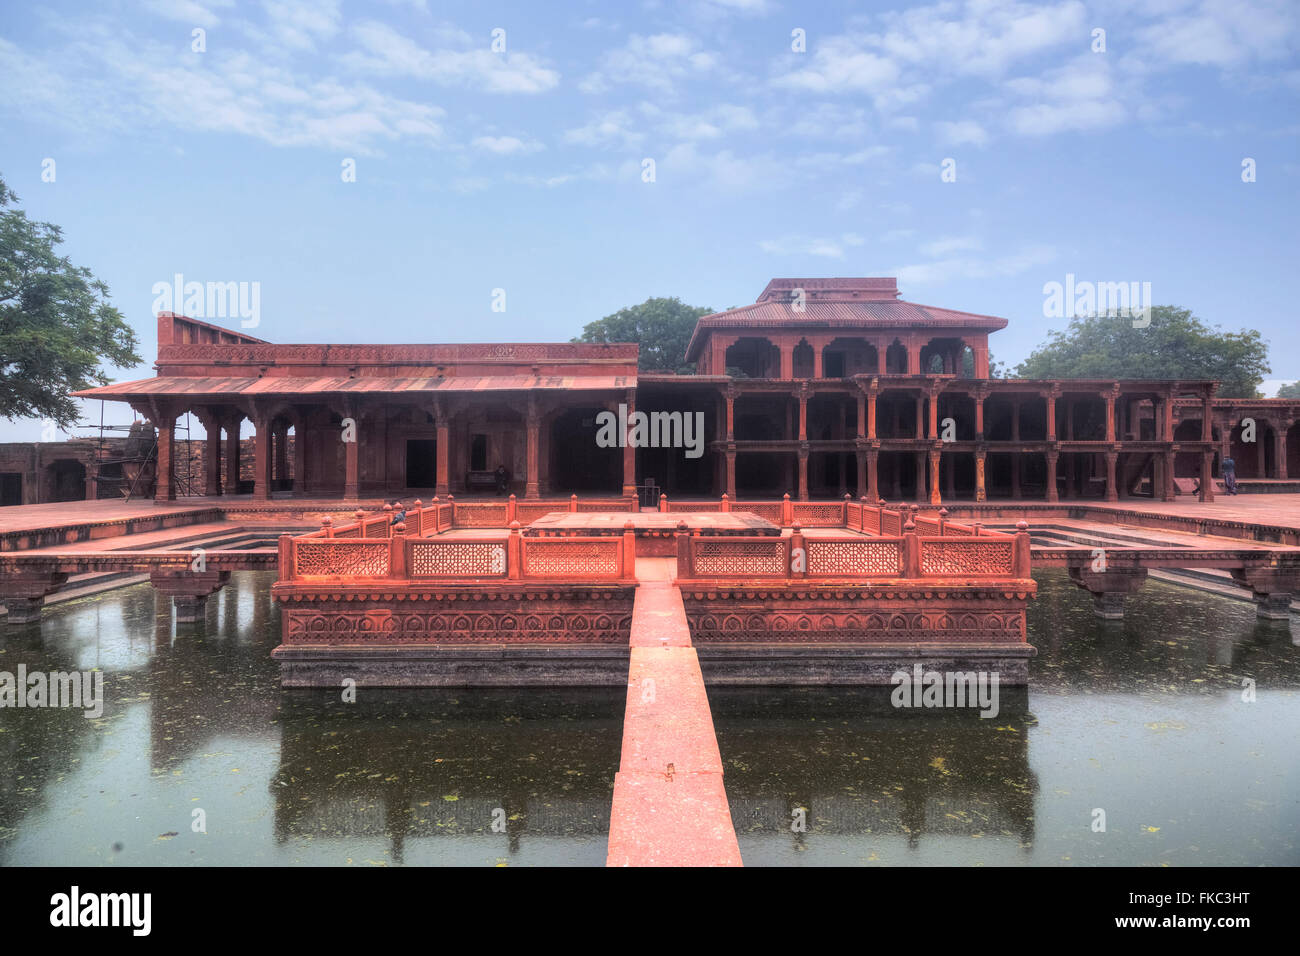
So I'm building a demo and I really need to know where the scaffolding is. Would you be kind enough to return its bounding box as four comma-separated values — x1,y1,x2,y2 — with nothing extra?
92,401,199,500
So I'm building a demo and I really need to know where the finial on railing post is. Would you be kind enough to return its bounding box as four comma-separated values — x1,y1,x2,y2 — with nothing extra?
321,514,334,538
720,493,730,513
389,517,407,578
790,521,806,579
659,493,668,513
938,507,948,535
570,493,578,513
621,520,636,582
507,520,522,580
675,519,691,578
1014,520,1031,577
507,492,517,524
781,492,793,527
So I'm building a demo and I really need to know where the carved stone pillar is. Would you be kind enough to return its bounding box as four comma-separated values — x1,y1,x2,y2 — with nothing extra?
435,400,450,497
224,413,241,496
975,448,986,502
1046,450,1059,503
1105,450,1119,503
928,449,941,505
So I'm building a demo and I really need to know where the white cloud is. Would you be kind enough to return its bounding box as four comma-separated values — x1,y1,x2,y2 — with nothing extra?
760,233,866,258
936,119,989,146
895,244,1056,284
142,0,234,28
921,236,984,256
260,0,342,51
472,135,544,154
343,20,560,93
640,102,759,139
563,111,644,149
580,33,719,93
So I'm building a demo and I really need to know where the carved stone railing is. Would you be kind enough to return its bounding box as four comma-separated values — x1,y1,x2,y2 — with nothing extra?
280,520,635,583
673,522,1030,583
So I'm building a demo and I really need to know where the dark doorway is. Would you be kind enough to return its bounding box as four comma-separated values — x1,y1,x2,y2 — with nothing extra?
406,440,436,487
1,473,21,507
470,434,488,472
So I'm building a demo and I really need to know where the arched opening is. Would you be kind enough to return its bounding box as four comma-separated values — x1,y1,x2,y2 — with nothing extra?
792,339,814,379
885,339,908,374
920,337,967,375
821,337,878,378
724,337,779,379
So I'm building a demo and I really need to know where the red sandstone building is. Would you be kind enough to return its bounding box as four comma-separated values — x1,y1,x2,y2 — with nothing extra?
72,277,1300,506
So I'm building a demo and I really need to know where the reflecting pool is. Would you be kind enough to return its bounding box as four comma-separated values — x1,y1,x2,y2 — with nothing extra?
1,569,1296,865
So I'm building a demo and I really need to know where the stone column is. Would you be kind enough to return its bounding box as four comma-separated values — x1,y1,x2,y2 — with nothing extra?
342,402,359,502
1011,398,1020,442
856,391,866,440
915,451,927,503
1104,387,1118,442
435,401,450,497
1045,387,1058,440
1046,450,1059,502
1201,391,1214,442
927,387,939,439
528,398,543,499
1256,427,1266,478
797,387,808,441
726,450,736,499
292,412,308,496
1279,426,1289,480
153,406,176,502
274,421,289,487
867,388,877,439
725,387,735,441
928,449,941,505
797,449,809,501
224,414,241,495
203,415,222,496
1162,449,1176,500
974,388,986,439
1105,450,1119,502
1199,450,1215,502
975,448,987,502
254,413,275,502
914,394,924,439
866,448,879,503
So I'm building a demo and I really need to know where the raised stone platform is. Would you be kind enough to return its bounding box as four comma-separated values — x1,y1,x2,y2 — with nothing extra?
526,511,780,536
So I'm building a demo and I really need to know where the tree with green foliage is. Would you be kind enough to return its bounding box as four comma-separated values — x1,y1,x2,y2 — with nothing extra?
0,174,141,429
1013,306,1269,398
1275,381,1300,399
572,296,712,372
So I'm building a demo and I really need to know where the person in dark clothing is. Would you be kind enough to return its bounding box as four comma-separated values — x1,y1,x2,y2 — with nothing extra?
1222,456,1237,495
494,465,510,496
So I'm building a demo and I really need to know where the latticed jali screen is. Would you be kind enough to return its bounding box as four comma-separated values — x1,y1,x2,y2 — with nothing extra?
806,539,903,576
294,541,390,577
919,540,1014,575
408,541,507,577
691,539,787,576
523,540,621,577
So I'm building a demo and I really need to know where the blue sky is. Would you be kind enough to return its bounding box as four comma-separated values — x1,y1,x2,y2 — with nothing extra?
1,0,1297,441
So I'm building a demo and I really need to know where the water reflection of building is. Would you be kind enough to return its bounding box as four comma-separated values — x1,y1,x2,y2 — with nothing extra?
269,689,623,861
709,687,1038,850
